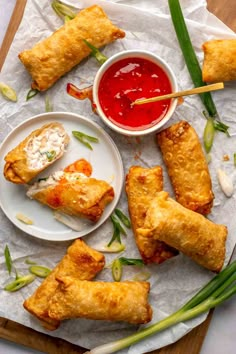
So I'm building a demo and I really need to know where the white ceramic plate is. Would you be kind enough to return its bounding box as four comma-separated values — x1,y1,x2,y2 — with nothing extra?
0,112,124,241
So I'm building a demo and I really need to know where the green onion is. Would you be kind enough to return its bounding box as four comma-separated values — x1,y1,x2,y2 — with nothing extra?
85,260,236,354
26,88,39,101
25,259,37,265
203,118,215,153
4,274,35,292
0,82,17,102
45,150,56,161
132,271,151,282
168,0,217,118
118,257,144,266
111,257,144,282
114,208,131,228
110,214,127,236
51,0,76,21
29,265,51,278
107,221,122,247
213,120,230,136
83,39,108,65
72,130,99,150
45,95,53,112
112,259,123,282
4,245,13,275
94,242,126,253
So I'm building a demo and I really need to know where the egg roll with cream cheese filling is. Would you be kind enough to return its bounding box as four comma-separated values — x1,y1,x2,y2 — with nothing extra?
137,191,227,272
23,239,105,330
48,276,152,324
157,121,214,215
3,122,70,184
202,39,236,83
18,5,125,91
126,165,178,264
26,161,114,222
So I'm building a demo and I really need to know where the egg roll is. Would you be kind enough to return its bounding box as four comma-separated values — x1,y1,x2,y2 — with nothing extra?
18,5,125,91
202,39,236,82
126,165,178,263
23,239,105,330
26,163,114,222
157,121,214,215
3,122,70,184
48,276,152,324
137,191,227,272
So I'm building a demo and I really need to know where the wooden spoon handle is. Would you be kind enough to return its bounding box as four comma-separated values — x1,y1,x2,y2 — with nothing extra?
132,82,224,105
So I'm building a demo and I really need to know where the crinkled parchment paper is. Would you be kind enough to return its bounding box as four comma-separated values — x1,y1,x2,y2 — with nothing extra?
0,0,236,353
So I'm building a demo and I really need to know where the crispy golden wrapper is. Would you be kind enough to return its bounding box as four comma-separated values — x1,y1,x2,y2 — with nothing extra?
202,39,236,83
48,276,152,325
23,239,105,330
3,122,70,184
157,121,214,215
137,191,227,272
126,165,178,264
26,166,114,222
18,5,125,91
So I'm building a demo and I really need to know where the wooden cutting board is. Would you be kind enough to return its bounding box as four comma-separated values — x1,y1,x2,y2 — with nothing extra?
0,0,235,353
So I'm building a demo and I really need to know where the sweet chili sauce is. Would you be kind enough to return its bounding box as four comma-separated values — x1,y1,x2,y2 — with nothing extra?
98,57,172,130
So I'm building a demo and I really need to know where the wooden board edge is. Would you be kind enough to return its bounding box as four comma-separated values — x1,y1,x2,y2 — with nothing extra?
0,0,27,71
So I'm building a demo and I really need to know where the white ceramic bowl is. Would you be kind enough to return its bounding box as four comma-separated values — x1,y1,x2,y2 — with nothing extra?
93,50,178,136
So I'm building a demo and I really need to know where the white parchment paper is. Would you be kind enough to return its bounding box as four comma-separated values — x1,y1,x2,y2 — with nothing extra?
0,0,236,353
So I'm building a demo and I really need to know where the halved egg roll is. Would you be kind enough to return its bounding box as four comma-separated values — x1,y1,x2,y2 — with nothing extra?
48,276,152,324
157,121,214,215
23,239,105,330
18,5,125,91
26,163,114,222
137,191,227,272
202,39,236,82
4,122,69,184
126,165,178,264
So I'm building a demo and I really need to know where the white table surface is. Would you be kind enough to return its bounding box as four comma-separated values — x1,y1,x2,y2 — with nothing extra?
0,1,235,353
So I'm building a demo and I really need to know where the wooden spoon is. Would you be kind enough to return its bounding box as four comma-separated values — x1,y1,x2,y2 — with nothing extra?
132,82,224,106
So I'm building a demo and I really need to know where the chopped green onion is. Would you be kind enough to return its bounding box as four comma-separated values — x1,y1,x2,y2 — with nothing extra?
203,118,215,153
118,257,144,266
110,214,127,236
234,153,236,166
112,259,122,282
4,274,35,292
45,150,56,161
51,0,76,21
26,88,39,101
107,222,122,247
0,82,17,102
29,265,51,278
45,95,53,112
114,209,131,228
213,120,230,136
93,242,126,253
25,259,37,265
86,260,236,354
83,39,108,65
16,213,34,225
168,0,217,118
4,245,13,275
72,130,99,150
132,271,151,282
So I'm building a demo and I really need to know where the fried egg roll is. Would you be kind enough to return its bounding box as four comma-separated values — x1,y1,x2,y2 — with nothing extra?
18,5,125,91
137,191,227,272
126,166,178,263
157,121,214,215
202,39,236,82
48,276,152,324
3,122,70,184
26,163,114,222
23,239,105,330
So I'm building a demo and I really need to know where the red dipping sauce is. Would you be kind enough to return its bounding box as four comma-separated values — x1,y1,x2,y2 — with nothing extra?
98,57,172,131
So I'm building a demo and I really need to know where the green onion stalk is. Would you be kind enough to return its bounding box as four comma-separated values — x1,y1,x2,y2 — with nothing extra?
85,260,236,354
168,0,229,153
